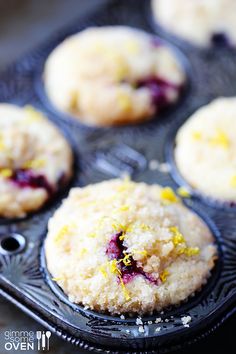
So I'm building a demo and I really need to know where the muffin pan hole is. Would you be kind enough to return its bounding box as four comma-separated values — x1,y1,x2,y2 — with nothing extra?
0,233,26,255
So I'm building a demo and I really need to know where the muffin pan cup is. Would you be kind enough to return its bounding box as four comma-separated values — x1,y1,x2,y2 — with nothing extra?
1,0,236,352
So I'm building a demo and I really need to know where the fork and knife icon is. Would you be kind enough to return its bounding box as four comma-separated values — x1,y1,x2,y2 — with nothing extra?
36,331,51,350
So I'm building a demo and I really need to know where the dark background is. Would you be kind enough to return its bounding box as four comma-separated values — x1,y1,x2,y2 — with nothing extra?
0,1,235,353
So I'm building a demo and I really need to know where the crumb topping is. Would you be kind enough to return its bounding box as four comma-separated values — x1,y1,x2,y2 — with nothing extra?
46,179,217,314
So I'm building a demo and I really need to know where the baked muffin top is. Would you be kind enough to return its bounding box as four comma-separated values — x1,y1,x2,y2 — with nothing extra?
0,104,73,218
44,26,185,126
152,0,236,47
175,97,236,202
45,179,217,315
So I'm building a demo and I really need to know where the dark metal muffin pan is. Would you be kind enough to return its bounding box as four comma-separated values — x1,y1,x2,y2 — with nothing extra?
1,0,236,352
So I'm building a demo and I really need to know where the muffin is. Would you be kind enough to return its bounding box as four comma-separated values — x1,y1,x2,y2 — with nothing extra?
44,26,186,126
152,0,236,47
0,104,73,218
175,97,236,202
45,178,217,315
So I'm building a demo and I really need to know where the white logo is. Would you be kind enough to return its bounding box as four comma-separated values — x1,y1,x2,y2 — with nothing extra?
36,331,51,351
4,330,51,351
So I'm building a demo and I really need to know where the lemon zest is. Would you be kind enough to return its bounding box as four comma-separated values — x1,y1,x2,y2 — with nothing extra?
119,253,132,266
107,260,130,300
54,225,72,243
171,226,201,258
177,246,200,256
126,225,133,233
99,264,108,278
169,226,186,246
52,277,64,281
0,168,13,178
132,249,148,257
119,276,130,301
79,248,88,256
112,222,125,231
183,247,200,256
192,131,202,140
160,270,169,283
108,259,121,275
230,175,236,188
119,233,125,241
0,136,5,151
140,223,152,231
118,205,129,211
111,221,132,234
88,232,97,238
24,105,43,122
117,175,132,192
160,187,178,204
209,129,230,148
117,92,132,112
177,186,191,198
115,64,129,81
124,40,140,55
70,90,79,110
23,158,45,169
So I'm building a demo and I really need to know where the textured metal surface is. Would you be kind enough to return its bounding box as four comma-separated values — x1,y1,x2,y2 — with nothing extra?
0,0,236,352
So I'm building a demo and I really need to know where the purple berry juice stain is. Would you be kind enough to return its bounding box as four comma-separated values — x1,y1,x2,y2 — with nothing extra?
106,232,159,285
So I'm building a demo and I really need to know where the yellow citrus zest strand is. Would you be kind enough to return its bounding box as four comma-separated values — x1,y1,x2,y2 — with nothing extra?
169,226,185,246
209,129,230,148
107,260,130,301
170,226,200,257
177,186,191,198
192,131,202,140
99,264,108,278
230,175,236,188
52,277,64,282
160,270,169,283
54,225,74,243
118,205,129,212
160,187,178,204
117,92,132,112
23,159,45,169
24,105,43,122
0,136,5,151
88,232,97,238
0,168,13,178
119,276,130,301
